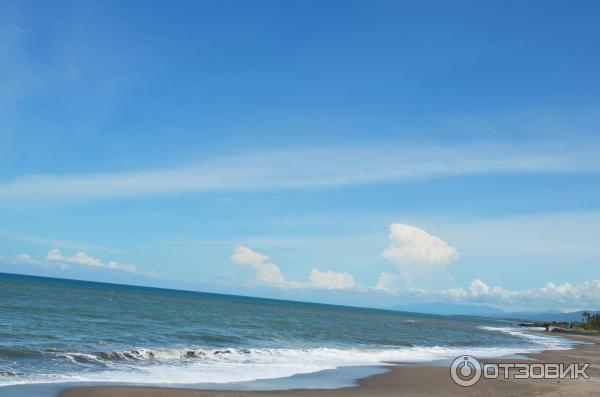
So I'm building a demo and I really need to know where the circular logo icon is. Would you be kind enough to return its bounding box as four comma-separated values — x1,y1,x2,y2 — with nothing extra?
450,355,482,387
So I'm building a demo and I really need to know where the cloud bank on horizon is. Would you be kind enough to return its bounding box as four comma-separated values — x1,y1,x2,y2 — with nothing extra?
3,221,600,311
223,223,600,311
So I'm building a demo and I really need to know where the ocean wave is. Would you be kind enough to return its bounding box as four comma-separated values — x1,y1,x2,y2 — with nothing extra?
49,345,513,364
477,326,575,350
0,340,572,387
0,346,40,359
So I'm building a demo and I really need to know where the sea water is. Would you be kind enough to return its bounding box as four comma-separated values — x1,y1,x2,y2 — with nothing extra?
0,273,573,394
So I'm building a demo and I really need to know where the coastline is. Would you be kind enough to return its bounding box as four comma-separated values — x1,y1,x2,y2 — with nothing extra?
60,333,600,397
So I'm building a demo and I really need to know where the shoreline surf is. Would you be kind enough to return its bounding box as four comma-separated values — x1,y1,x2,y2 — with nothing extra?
58,333,600,397
0,273,590,396
0,326,574,387
0,328,581,397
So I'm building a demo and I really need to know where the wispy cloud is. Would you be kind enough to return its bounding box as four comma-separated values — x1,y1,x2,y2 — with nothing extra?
0,230,120,253
1,143,599,203
0,253,38,266
0,2,37,105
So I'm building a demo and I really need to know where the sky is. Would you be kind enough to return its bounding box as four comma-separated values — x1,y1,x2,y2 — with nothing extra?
1,0,599,312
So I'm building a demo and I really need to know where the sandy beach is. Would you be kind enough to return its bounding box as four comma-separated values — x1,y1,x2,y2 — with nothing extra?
61,334,600,397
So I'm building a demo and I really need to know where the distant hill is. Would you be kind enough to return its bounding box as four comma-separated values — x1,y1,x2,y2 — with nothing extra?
504,310,599,323
392,302,599,323
393,302,505,317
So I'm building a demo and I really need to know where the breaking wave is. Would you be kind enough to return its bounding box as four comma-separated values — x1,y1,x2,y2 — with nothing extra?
0,334,572,387
477,326,575,350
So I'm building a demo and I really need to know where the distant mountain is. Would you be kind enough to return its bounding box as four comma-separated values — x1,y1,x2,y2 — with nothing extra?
392,302,599,323
504,311,599,323
393,302,505,317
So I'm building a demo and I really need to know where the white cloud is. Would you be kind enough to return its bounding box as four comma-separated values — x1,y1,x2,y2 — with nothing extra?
47,249,103,267
441,278,600,311
381,223,458,288
15,253,35,264
231,246,297,287
309,268,356,290
0,253,38,266
382,223,459,266
376,223,599,310
254,262,288,285
1,143,599,202
0,229,119,253
376,272,401,294
231,246,359,291
46,249,137,273
468,278,492,296
227,238,600,309
107,261,136,273
230,246,270,268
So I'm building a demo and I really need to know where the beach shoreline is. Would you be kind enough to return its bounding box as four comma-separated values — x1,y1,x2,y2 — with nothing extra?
60,333,600,397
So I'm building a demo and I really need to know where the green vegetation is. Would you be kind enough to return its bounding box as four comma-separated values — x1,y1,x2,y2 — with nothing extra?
581,311,600,330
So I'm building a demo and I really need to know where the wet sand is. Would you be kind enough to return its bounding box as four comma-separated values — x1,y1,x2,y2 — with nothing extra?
61,334,600,397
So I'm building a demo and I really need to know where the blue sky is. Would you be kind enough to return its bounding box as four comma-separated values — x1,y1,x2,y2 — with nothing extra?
1,0,599,311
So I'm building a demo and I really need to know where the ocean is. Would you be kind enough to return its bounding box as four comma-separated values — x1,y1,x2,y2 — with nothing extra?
0,273,573,395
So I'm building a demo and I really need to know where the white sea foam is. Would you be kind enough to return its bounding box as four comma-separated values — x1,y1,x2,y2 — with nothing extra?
0,332,574,387
477,326,575,350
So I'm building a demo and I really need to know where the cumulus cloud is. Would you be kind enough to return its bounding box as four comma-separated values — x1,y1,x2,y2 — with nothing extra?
46,249,137,273
231,246,297,287
375,272,401,294
230,246,270,268
440,278,600,310
231,246,359,291
47,249,103,267
381,223,458,289
107,261,136,273
382,223,459,266
309,268,356,290
227,236,599,309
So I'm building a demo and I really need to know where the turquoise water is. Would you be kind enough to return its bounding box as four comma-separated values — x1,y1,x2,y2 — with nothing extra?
0,272,572,389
